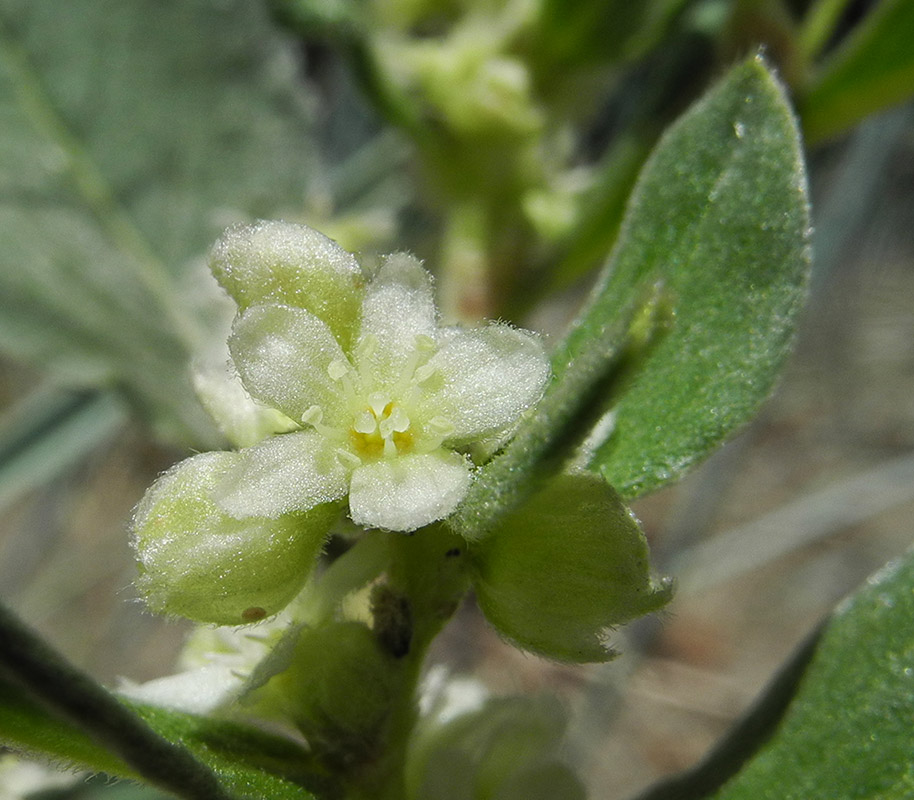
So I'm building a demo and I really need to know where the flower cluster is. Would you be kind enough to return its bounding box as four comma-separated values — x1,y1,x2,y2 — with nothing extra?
132,221,549,624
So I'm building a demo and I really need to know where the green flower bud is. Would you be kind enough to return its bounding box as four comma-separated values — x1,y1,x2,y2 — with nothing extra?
208,220,364,349
268,621,395,761
470,473,672,662
131,451,336,625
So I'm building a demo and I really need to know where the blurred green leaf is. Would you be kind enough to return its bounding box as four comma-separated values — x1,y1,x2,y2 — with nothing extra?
0,0,321,445
712,549,914,799
801,0,914,144
560,54,810,499
470,473,671,662
533,0,687,71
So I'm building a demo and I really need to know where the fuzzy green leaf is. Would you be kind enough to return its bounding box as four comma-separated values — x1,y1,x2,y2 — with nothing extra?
0,682,323,799
469,473,671,662
0,0,320,444
713,549,914,799
0,675,134,779
560,54,810,499
0,599,326,799
801,0,914,144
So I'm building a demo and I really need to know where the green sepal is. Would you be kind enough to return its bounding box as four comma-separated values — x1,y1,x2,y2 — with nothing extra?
132,451,337,625
263,621,396,762
469,473,671,662
209,220,365,350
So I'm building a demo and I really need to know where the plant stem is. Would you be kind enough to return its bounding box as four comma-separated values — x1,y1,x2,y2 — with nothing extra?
0,599,236,800
438,202,494,323
346,525,471,799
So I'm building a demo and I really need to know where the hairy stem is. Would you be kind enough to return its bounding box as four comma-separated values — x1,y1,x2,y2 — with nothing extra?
346,525,471,799
0,600,235,800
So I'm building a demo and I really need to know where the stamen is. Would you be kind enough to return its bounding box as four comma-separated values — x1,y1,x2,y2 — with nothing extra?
428,416,455,437
327,359,349,381
389,407,411,432
415,334,436,352
355,333,379,363
328,358,360,405
302,405,345,440
353,410,377,434
393,334,438,395
413,363,437,384
368,392,389,417
418,415,456,451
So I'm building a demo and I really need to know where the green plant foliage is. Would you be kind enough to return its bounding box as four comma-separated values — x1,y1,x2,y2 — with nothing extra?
533,0,685,71
470,473,671,662
801,0,914,144
0,676,135,780
130,703,326,800
557,54,810,499
0,0,320,444
0,680,324,799
713,549,914,799
265,621,397,759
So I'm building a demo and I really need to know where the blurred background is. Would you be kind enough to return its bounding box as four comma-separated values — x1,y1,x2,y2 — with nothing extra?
1,0,912,797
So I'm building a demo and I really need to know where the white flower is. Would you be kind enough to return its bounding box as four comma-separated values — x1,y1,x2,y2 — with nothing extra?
131,221,549,623
210,223,549,532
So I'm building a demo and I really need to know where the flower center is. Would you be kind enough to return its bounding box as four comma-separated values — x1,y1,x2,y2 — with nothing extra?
350,393,414,459
301,335,456,466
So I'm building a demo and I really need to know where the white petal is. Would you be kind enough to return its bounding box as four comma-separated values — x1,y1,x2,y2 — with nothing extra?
193,354,299,449
417,323,550,444
349,451,471,532
209,220,364,348
355,253,437,390
229,303,349,423
117,666,243,715
214,431,350,519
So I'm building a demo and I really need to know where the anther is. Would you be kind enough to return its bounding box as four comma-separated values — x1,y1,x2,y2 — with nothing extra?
353,409,377,434
328,359,349,381
413,363,437,384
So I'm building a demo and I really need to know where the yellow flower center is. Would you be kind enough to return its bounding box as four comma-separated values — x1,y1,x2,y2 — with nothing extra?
301,336,456,469
349,396,414,460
